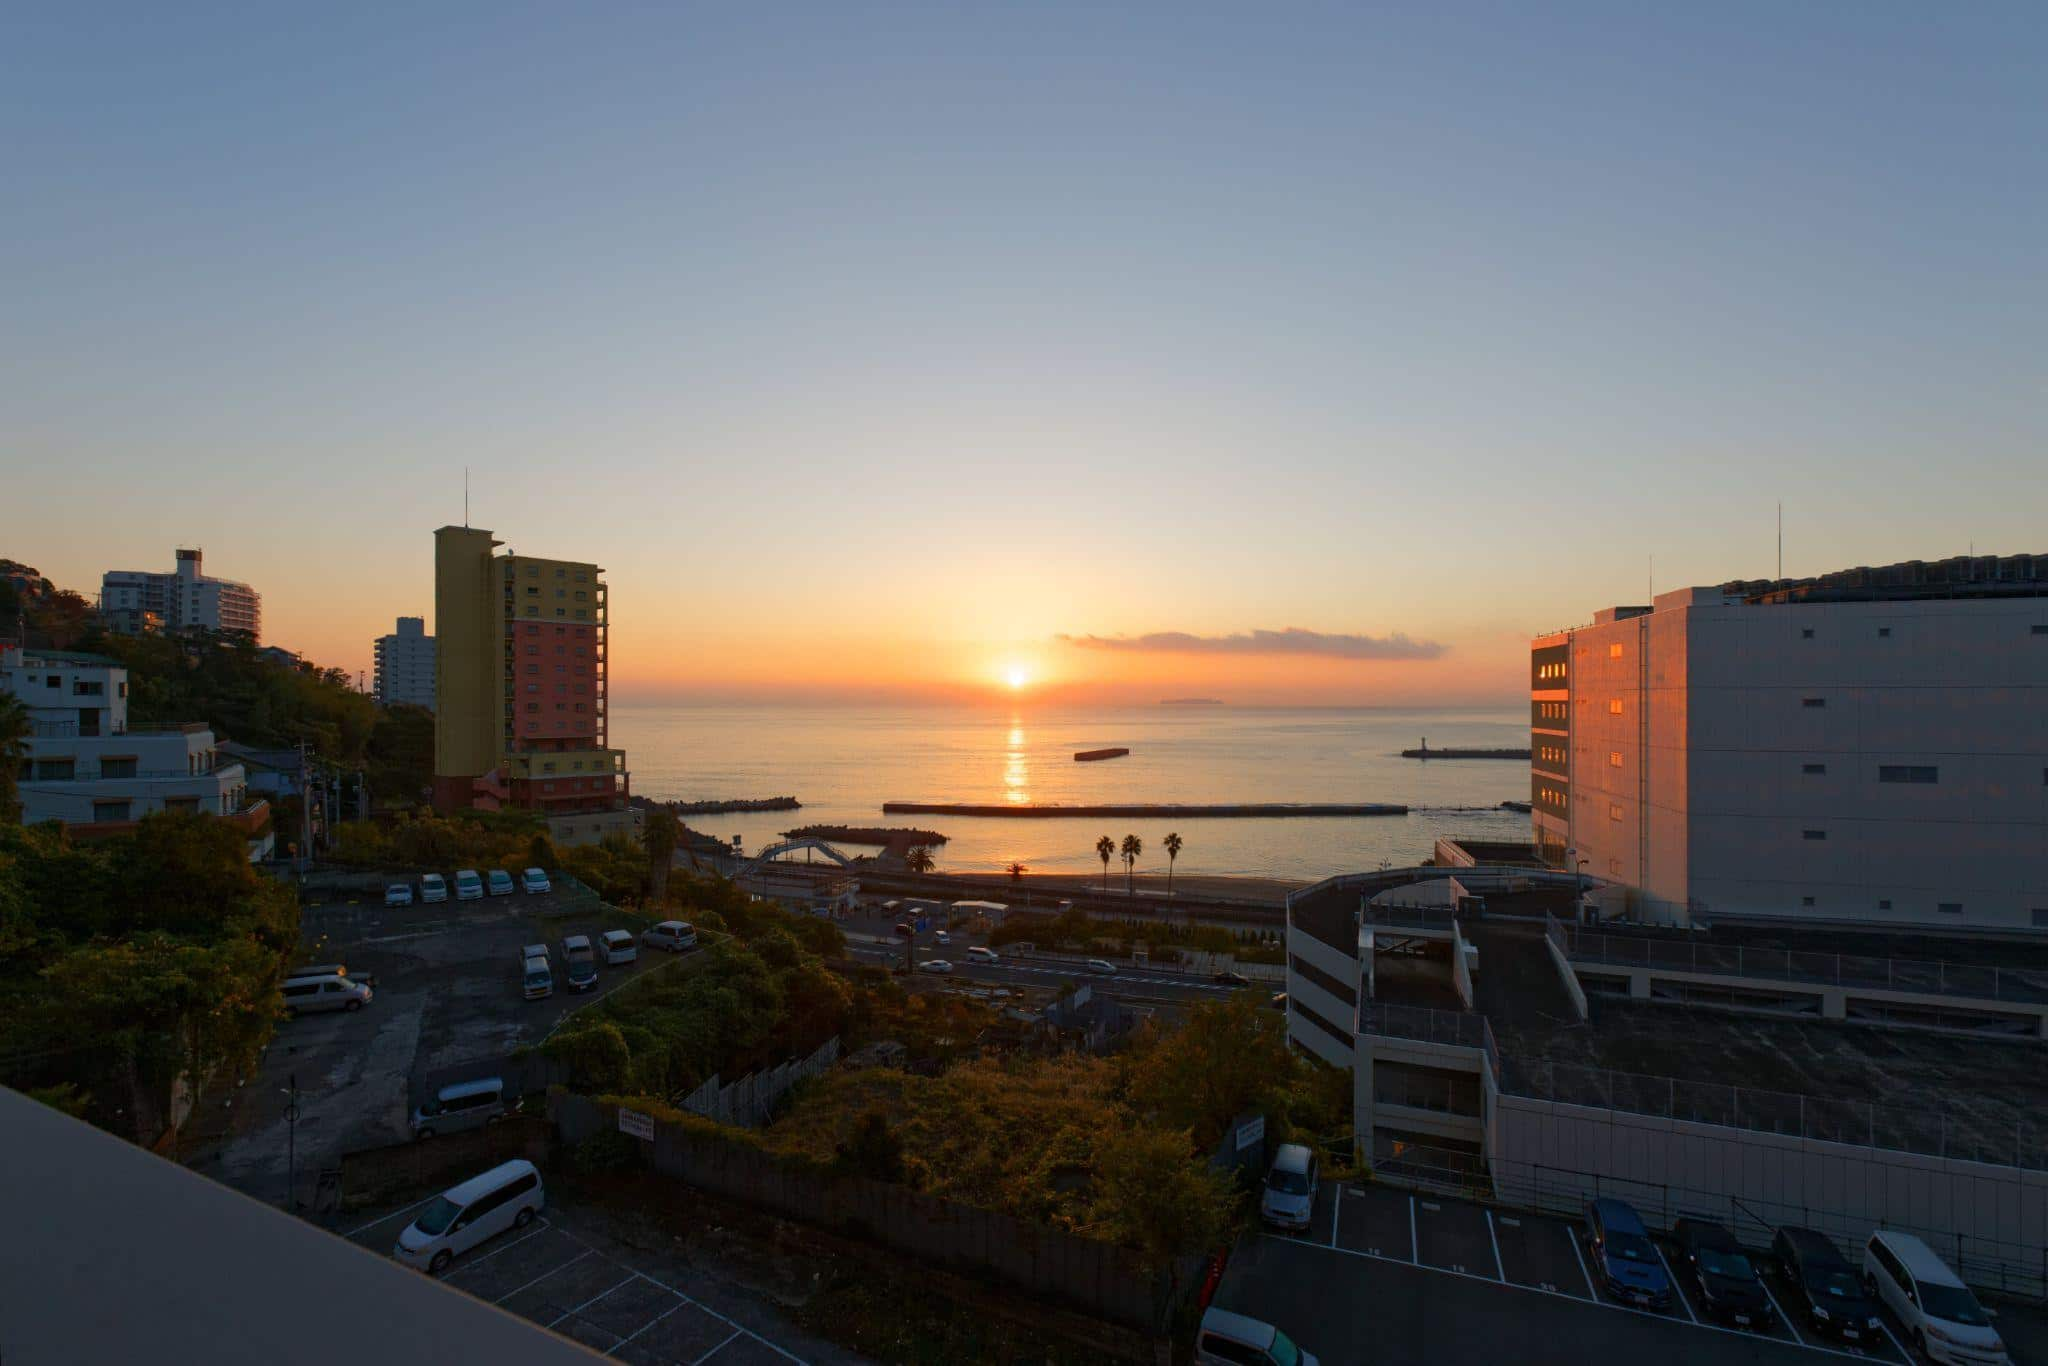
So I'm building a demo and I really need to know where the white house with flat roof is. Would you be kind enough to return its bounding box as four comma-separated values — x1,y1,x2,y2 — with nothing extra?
1531,554,2048,933
3,645,271,858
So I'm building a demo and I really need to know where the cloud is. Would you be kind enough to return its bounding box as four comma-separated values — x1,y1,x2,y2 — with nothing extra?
1055,627,1445,661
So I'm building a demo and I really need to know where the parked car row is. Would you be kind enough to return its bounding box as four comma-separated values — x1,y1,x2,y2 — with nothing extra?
386,867,551,907
518,924,673,999
1578,1197,2009,1363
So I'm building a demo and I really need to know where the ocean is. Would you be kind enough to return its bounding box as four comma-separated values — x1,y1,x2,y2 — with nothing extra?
613,703,1532,884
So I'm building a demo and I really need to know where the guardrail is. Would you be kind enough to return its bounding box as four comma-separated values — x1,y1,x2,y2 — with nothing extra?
1358,1002,1499,1080
1560,922,2048,1005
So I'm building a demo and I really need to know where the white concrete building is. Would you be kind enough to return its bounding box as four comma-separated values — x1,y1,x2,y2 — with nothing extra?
372,615,436,710
1532,554,2048,933
101,548,261,639
2,646,271,858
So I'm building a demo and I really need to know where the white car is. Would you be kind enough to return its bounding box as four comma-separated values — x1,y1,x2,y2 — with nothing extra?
419,873,448,903
967,946,1000,964
600,929,638,965
1863,1230,2009,1364
918,959,954,974
393,1160,544,1275
454,869,484,901
1086,958,1117,976
933,929,951,946
641,920,697,952
521,867,551,894
384,882,414,907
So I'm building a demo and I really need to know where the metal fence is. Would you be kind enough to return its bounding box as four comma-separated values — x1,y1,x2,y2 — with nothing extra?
1500,1056,2045,1171
1358,1003,1499,1079
675,1037,840,1128
1560,922,2048,1005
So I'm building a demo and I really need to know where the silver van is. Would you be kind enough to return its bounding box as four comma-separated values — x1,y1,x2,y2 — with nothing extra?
282,974,371,1016
1260,1142,1317,1230
393,1159,544,1275
411,1078,508,1139
1195,1307,1318,1366
1863,1230,2008,1364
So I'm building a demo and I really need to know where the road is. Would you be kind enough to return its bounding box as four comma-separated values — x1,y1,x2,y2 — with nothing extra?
840,933,1257,1007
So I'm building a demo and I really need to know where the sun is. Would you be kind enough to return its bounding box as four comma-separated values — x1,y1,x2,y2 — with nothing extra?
1004,665,1031,691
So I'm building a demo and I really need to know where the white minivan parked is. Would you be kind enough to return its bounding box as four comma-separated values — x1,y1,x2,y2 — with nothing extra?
454,868,484,901
393,1159,544,1275
1862,1230,2008,1364
601,929,638,965
1194,1307,1319,1366
420,873,449,903
1260,1142,1317,1230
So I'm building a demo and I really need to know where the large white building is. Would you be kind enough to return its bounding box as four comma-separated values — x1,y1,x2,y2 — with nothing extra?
372,615,436,710
2,646,271,859
1531,554,2048,934
102,548,261,639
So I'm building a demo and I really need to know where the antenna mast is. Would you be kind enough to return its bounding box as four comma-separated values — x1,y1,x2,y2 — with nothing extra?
1777,500,1783,580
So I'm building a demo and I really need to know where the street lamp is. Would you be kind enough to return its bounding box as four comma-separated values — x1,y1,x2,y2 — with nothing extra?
280,1072,300,1210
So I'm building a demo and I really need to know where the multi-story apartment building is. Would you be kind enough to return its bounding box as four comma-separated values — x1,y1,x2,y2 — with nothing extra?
373,616,436,710
1531,554,2048,933
2,646,271,858
101,548,262,639
432,526,631,845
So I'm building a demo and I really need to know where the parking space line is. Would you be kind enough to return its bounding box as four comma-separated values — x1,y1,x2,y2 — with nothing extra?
447,1219,552,1275
604,1298,687,1357
1874,1318,1910,1360
1408,1196,1418,1264
1330,1188,1341,1250
1485,1210,1505,1281
547,1226,809,1364
1761,1281,1806,1347
692,1329,743,1363
1655,1242,1697,1324
345,1194,439,1238
493,1248,593,1304
1264,1235,1883,1362
547,1272,641,1328
1567,1225,1596,1297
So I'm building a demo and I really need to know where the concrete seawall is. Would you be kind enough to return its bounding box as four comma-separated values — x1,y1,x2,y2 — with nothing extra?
881,801,1408,818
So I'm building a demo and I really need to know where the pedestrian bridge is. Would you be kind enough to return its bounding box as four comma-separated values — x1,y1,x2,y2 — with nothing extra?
732,837,856,882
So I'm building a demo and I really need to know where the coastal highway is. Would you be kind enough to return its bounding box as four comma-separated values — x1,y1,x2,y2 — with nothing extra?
841,936,1256,1006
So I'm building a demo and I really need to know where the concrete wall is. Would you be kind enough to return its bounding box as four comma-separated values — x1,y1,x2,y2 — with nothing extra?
1492,1093,2048,1296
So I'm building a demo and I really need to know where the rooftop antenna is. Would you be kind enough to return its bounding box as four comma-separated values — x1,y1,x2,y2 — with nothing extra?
464,467,469,528
1777,500,1783,580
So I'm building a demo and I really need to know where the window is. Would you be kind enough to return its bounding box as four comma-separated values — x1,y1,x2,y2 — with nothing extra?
543,762,556,773
1802,697,1825,708
1878,900,1892,911
1877,627,1891,638
1802,830,1827,840
164,797,198,814
2033,625,2048,635
1878,765,1938,784
1608,751,1623,768
1608,643,1623,659
91,800,132,822
1608,803,1624,822
2033,910,2048,928
45,675,60,689
35,759,74,780
1288,953,1357,1006
1196,1333,1262,1365
1937,902,1963,915
1608,699,1623,715
555,608,565,617
1801,628,1814,639
1801,896,1816,907
99,757,137,779
1802,763,1826,775
525,565,538,576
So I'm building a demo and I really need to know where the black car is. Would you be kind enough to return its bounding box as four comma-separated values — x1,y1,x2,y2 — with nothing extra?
1672,1218,1773,1328
1772,1226,1884,1344
1212,971,1252,987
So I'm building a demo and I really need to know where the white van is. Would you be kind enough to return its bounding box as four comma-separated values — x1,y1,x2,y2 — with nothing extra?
454,869,484,901
420,873,449,903
967,945,1001,964
1260,1142,1317,1230
1195,1307,1318,1366
520,949,553,1000
282,974,371,1016
601,929,638,965
1863,1230,2008,1364
642,920,697,952
393,1160,544,1274
410,1078,507,1139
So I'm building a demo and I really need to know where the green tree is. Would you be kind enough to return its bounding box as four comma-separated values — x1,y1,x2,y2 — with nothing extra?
1123,994,1306,1148
1094,1124,1235,1266
1006,860,1027,910
642,806,680,904
904,845,935,875
0,694,29,825
1095,834,1114,890
1120,834,1142,894
1162,832,1183,902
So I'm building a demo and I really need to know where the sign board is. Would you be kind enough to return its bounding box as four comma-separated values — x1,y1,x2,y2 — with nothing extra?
1235,1116,1266,1152
618,1108,656,1142
915,917,930,933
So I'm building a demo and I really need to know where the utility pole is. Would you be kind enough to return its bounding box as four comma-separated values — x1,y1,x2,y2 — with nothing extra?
283,1071,300,1210
297,742,312,874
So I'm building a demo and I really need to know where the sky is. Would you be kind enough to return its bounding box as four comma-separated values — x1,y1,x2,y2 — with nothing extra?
6,2,2044,706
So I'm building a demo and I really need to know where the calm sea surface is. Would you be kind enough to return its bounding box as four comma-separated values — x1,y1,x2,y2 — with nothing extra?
612,704,1531,883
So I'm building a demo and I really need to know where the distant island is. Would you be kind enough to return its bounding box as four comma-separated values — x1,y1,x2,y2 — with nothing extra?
1160,697,1224,705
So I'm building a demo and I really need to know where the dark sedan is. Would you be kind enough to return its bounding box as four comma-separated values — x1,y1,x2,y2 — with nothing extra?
1672,1218,1773,1328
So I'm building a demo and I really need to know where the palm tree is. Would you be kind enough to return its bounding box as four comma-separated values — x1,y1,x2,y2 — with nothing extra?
905,845,936,875
1163,831,1182,901
641,806,679,904
0,695,30,825
1007,860,1028,910
1120,834,1142,894
1095,835,1114,891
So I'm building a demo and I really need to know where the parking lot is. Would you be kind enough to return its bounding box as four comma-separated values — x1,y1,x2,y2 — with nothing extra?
342,1200,852,1364
1217,1183,1936,1365
213,877,696,1208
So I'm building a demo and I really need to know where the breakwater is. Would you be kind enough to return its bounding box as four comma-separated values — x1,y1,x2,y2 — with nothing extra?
668,796,801,815
784,824,948,855
1073,747,1130,762
882,801,1407,819
1400,745,1530,760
